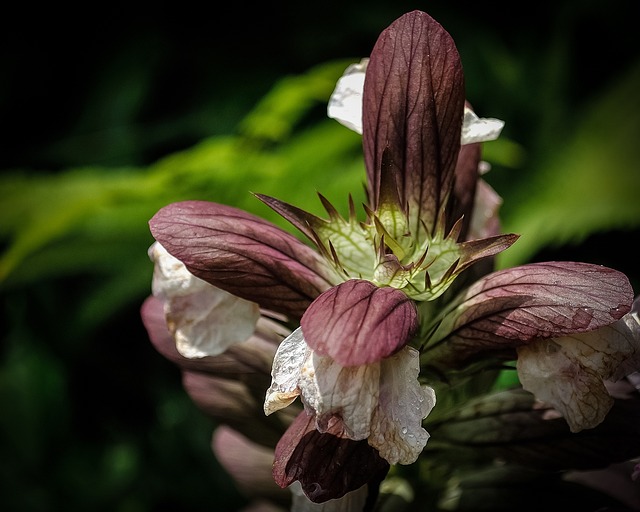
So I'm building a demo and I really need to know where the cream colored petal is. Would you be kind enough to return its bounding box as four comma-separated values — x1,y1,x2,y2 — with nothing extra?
169,286,260,358
327,59,368,134
264,327,309,415
299,351,380,440
517,310,640,432
517,339,614,432
461,106,505,145
368,346,435,464
149,242,207,298
149,242,260,358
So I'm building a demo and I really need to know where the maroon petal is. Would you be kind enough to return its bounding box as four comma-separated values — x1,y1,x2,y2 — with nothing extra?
363,10,465,233
448,141,481,239
273,412,389,503
427,261,634,369
301,279,418,366
150,200,338,319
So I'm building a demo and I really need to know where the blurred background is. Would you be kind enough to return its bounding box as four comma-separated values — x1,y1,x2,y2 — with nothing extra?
1,1,639,510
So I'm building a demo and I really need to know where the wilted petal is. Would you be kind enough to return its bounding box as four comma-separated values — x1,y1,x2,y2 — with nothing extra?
369,347,435,464
426,262,634,371
150,201,340,318
517,309,640,432
264,327,310,415
150,241,261,358
301,280,418,366
273,412,389,503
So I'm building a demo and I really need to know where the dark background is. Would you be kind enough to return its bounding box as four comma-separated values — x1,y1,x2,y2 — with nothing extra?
1,1,639,511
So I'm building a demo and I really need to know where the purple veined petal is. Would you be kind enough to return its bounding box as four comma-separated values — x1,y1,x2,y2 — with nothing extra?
150,200,341,319
363,10,465,236
273,412,389,503
301,279,418,367
425,261,634,370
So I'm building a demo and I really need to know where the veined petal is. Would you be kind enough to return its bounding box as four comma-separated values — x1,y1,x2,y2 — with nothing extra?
425,262,634,371
273,412,389,503
517,339,615,433
369,346,435,464
149,242,260,358
150,200,340,318
363,10,465,236
517,308,640,432
301,280,418,366
328,62,504,147
448,141,481,241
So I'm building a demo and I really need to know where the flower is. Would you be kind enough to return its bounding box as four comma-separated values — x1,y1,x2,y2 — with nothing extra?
142,9,640,511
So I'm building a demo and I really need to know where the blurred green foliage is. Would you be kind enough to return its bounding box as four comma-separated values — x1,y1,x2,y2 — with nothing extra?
1,1,639,511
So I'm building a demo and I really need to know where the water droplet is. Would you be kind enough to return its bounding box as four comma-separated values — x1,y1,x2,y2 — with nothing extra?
401,427,408,434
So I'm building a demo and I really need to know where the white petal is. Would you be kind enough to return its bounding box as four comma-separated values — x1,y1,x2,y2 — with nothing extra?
264,327,309,415
517,310,640,432
169,287,260,358
461,107,505,145
149,242,260,359
368,346,435,464
149,242,209,298
327,59,368,135
517,339,614,432
289,481,368,512
299,352,380,440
